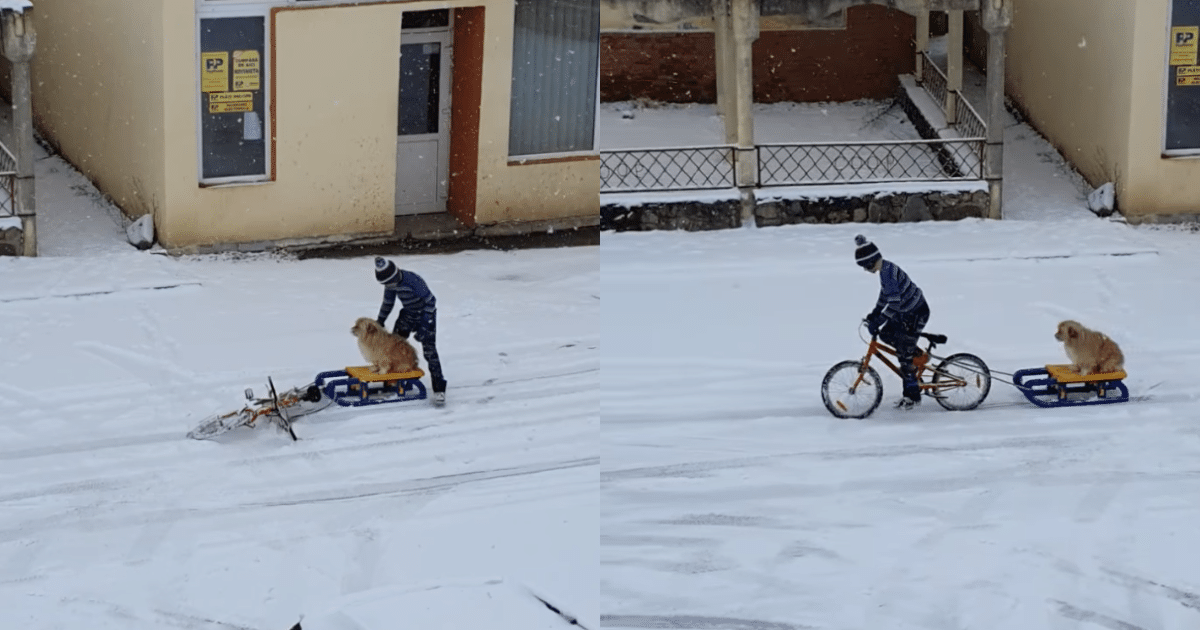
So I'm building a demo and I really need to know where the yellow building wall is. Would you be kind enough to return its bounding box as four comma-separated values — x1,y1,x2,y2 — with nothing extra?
1006,0,1137,201
459,1,600,227
1121,0,1200,220
1007,0,1200,220
28,0,167,222
29,0,598,250
161,3,402,248
162,0,597,248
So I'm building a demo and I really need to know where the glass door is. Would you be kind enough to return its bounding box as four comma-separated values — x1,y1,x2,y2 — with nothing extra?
396,27,452,215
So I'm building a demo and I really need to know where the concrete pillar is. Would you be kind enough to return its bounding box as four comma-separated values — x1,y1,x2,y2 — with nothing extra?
2,10,35,256
982,0,1012,220
945,9,963,125
712,0,736,145
731,0,757,194
915,9,929,82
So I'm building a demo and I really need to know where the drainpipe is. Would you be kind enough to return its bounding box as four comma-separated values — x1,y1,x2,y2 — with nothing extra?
731,0,758,223
982,0,1012,220
2,10,35,256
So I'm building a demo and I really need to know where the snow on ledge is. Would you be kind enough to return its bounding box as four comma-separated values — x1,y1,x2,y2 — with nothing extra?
0,1,31,12
600,182,988,207
601,188,742,208
755,180,988,203
0,215,20,230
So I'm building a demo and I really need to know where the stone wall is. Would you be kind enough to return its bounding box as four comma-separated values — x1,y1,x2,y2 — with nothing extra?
0,226,23,256
601,198,743,231
600,188,989,232
755,188,989,226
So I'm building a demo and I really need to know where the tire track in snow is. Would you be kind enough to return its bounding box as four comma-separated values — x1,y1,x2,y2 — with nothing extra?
1050,599,1148,630
1101,569,1200,613
0,367,596,463
0,456,596,543
602,435,1086,482
245,456,596,508
0,477,130,504
600,614,814,629
0,539,42,585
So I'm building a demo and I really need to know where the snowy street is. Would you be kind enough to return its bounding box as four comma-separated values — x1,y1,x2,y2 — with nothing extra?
0,248,598,629
601,219,1200,630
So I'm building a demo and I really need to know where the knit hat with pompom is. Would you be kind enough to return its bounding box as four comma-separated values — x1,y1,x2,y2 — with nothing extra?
854,235,881,268
375,257,400,284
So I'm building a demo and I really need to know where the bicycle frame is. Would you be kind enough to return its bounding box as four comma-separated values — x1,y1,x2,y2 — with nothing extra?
851,336,967,398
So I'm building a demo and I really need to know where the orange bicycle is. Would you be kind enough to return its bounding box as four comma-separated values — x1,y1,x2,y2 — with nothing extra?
821,323,991,419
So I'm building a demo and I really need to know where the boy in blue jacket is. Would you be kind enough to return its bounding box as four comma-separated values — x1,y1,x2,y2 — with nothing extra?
855,235,930,409
374,257,446,405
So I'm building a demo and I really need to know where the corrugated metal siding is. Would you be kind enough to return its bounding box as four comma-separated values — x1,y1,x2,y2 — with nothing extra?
509,0,599,156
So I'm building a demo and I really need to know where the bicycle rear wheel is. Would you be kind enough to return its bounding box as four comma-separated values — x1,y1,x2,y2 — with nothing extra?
931,353,991,411
821,360,883,419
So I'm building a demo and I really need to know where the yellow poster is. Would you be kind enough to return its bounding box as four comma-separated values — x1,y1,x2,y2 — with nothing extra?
1171,26,1199,65
208,91,254,113
1179,65,1200,77
232,50,261,91
201,52,229,92
1178,75,1200,86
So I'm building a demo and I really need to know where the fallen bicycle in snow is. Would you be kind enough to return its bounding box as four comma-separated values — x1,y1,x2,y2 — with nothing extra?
187,367,427,440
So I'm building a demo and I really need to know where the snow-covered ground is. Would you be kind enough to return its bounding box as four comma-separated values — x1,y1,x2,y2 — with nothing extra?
601,219,1200,630
0,133,598,626
598,99,924,149
4,35,1198,628
599,40,1200,628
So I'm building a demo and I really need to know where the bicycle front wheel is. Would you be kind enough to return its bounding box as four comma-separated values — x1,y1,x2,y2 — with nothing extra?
821,360,883,419
931,353,991,411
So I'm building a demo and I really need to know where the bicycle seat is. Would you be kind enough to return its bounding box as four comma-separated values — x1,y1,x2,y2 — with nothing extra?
920,332,948,345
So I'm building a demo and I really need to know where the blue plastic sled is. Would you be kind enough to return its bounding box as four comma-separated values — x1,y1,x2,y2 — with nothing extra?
315,366,427,407
1012,364,1129,408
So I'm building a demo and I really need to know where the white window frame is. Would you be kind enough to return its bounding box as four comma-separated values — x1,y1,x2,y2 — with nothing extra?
1162,0,1200,158
508,0,600,158
196,5,274,185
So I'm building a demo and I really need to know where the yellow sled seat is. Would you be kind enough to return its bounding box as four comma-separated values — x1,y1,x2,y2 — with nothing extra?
344,365,425,383
1044,364,1127,383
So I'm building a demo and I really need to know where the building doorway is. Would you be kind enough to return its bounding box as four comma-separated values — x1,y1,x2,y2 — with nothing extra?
396,11,452,215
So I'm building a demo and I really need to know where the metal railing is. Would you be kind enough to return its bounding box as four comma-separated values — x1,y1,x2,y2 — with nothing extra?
953,93,987,141
597,52,993,193
0,142,16,217
915,49,987,174
757,138,984,186
600,146,736,192
919,51,948,113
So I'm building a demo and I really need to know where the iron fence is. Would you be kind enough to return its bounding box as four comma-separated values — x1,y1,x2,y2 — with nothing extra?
0,142,16,217
600,146,736,192
757,138,984,186
598,51,992,194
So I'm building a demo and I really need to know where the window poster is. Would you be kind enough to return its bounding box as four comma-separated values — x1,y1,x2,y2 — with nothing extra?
199,16,267,180
1166,1,1200,153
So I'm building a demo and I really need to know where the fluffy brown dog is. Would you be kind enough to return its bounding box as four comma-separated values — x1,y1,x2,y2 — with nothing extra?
1055,320,1124,376
351,317,419,374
